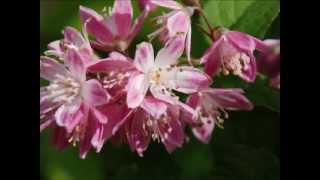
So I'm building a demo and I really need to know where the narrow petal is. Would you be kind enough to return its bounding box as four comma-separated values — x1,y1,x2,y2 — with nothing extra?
65,48,86,81
79,6,114,43
112,0,133,36
151,0,182,10
155,35,185,67
82,79,110,107
126,73,149,108
200,38,223,77
141,96,167,119
40,56,69,81
174,66,212,94
134,42,154,73
186,24,192,64
203,88,253,110
167,11,189,37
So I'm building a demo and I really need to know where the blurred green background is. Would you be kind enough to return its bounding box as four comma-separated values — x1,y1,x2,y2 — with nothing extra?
40,0,280,180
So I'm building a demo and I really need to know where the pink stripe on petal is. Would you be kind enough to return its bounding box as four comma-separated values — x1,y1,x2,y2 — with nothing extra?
155,35,185,67
134,42,154,73
79,6,114,43
64,27,86,47
65,48,86,81
113,0,133,37
167,11,189,37
226,31,256,51
82,79,111,107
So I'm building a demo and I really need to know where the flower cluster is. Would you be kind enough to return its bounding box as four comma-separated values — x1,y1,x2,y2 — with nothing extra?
40,0,280,158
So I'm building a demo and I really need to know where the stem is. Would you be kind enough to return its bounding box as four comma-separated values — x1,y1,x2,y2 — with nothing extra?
195,24,212,39
199,9,213,31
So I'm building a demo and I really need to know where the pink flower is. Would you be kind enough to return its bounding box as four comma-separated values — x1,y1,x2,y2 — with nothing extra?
127,35,211,108
79,0,148,52
186,88,253,143
45,27,95,66
87,51,136,99
40,48,110,158
124,96,187,156
138,0,157,12
200,29,263,82
149,0,194,63
257,39,280,89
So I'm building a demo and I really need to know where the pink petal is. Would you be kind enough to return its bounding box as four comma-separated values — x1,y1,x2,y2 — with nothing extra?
226,31,256,51
155,35,185,67
151,0,182,10
167,11,189,37
79,6,114,43
91,103,132,151
203,88,254,110
87,59,135,73
40,56,68,81
126,73,149,108
90,107,108,124
55,100,81,130
109,51,132,61
65,48,86,81
150,85,177,104
134,42,154,73
141,96,167,119
82,79,110,107
158,112,184,153
112,0,133,37
174,66,212,94
192,116,215,144
64,26,86,47
200,38,224,77
178,101,197,124
126,109,151,157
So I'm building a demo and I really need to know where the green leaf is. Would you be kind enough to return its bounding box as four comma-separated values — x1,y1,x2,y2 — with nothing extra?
231,0,280,38
201,0,280,38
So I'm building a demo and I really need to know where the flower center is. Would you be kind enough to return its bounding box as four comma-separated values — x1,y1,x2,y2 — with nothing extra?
44,74,81,104
103,71,130,89
143,114,173,143
222,52,250,76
